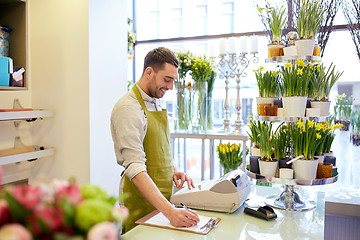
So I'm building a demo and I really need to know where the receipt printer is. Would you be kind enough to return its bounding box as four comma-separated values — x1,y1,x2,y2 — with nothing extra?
170,169,250,213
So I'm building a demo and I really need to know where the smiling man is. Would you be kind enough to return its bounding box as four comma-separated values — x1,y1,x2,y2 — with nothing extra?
111,47,199,232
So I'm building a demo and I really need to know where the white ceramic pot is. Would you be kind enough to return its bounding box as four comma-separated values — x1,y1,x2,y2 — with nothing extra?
256,97,275,105
283,46,297,57
306,108,320,117
282,96,307,117
293,158,319,180
258,159,278,177
311,101,331,117
295,39,315,56
251,147,261,157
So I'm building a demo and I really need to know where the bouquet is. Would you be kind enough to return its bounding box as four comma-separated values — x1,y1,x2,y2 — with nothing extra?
217,142,248,174
0,169,128,240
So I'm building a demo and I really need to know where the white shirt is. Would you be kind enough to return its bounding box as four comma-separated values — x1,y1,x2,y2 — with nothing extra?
111,84,164,180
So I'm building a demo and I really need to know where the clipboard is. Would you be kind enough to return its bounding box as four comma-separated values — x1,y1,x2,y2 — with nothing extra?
135,210,221,235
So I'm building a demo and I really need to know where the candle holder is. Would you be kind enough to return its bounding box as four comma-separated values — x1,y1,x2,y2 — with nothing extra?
215,50,258,134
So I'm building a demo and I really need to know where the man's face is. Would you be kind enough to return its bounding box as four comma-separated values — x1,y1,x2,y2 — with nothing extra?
147,63,178,98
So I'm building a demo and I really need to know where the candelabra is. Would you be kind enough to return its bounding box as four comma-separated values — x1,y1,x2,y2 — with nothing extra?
216,51,258,134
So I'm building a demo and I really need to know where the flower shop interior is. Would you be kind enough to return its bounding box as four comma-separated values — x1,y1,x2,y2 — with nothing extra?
0,0,360,239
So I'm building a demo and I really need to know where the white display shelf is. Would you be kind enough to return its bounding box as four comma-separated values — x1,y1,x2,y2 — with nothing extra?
265,55,321,63
0,147,55,166
0,110,53,121
255,115,329,123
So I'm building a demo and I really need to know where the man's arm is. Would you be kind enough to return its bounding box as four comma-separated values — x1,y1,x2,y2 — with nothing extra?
131,171,199,227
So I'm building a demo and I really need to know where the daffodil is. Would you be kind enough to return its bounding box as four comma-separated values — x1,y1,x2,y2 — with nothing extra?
296,69,303,76
296,59,306,67
284,62,292,68
316,133,321,139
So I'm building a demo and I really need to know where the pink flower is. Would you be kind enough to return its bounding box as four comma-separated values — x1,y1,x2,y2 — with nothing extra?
0,199,11,225
87,222,118,240
12,185,40,210
0,223,32,240
56,184,83,206
27,207,64,235
111,205,129,222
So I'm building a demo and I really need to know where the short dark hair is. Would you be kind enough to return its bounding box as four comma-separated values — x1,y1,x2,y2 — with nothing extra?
142,47,179,74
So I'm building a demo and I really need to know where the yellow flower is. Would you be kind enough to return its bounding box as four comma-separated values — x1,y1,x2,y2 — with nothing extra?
297,121,304,128
316,133,321,139
308,120,315,128
310,65,315,70
271,71,277,77
296,59,306,67
315,124,322,131
317,65,321,71
259,66,265,71
247,115,253,119
225,145,229,153
258,7,263,13
297,69,303,76
285,62,292,68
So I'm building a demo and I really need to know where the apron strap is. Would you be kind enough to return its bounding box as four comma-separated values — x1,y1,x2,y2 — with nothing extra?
132,84,148,112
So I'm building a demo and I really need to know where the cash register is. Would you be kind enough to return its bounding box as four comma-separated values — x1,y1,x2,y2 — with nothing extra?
170,169,250,213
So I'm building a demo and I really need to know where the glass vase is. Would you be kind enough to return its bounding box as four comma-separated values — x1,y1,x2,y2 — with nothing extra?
206,91,213,130
174,82,190,132
191,81,207,132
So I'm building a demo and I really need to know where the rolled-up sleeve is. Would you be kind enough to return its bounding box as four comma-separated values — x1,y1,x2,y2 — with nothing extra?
111,103,147,180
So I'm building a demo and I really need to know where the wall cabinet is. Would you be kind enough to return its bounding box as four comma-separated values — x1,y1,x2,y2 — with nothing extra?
0,0,27,90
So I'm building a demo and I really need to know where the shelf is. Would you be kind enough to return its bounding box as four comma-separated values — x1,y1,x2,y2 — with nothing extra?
265,55,321,63
0,86,27,91
0,147,55,166
255,115,328,123
170,131,248,141
0,110,53,121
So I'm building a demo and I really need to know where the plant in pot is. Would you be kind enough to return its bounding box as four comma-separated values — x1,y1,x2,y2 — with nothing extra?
311,63,344,117
295,0,325,56
217,142,248,175
280,59,311,117
334,94,354,131
254,66,280,116
258,5,287,57
273,124,291,169
322,122,343,165
290,119,322,180
174,50,194,131
257,121,278,177
247,116,261,156
350,110,360,146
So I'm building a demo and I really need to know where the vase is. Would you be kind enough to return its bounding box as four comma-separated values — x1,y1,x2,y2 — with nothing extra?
256,97,275,116
313,44,321,56
295,39,315,56
258,159,278,177
174,82,190,131
282,96,307,117
310,101,331,117
206,92,213,130
293,158,319,180
222,165,239,175
191,81,207,132
249,156,260,174
267,42,284,58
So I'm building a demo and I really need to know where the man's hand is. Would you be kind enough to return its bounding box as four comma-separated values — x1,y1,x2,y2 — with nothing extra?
173,166,195,189
165,206,200,228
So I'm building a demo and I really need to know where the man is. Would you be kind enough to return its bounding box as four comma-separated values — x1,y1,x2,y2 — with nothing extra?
111,47,200,232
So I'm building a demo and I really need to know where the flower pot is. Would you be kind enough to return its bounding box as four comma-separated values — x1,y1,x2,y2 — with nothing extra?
251,147,261,157
249,156,260,174
317,162,333,179
311,101,331,117
258,159,278,177
324,155,336,166
305,108,320,117
273,98,283,108
256,97,275,116
264,105,278,116
295,39,315,56
267,43,284,58
278,157,292,169
282,96,307,117
306,97,314,108
283,46,297,57
293,158,319,180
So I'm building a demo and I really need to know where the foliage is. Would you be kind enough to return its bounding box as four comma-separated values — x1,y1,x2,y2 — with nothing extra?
280,59,311,97
217,142,248,174
295,0,326,39
334,94,354,120
254,66,280,97
246,116,261,148
127,18,136,60
273,124,289,159
290,119,322,159
174,50,194,83
350,110,360,135
0,177,128,240
190,55,217,83
258,5,287,43
321,122,343,153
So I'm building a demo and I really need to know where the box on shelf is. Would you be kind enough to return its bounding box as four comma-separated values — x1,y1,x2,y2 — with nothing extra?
0,56,13,86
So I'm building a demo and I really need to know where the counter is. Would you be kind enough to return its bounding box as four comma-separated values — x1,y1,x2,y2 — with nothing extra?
122,185,325,240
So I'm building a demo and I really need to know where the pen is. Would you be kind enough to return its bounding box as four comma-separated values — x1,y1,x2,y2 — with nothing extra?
180,202,189,211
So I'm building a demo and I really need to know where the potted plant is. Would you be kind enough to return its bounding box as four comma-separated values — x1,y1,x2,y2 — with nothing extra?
295,0,325,56
273,124,291,169
217,142,248,175
290,119,321,180
254,66,280,116
258,5,287,57
350,110,360,146
256,121,278,177
280,59,311,117
321,122,343,165
334,94,354,131
174,50,194,131
311,63,343,116
247,116,261,156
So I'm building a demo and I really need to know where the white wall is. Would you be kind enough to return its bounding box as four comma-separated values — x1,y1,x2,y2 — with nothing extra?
89,0,127,197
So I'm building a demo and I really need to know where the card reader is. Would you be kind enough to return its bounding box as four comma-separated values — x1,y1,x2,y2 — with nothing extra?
244,205,277,221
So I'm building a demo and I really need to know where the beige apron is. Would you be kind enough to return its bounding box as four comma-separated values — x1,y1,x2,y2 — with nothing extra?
123,85,173,232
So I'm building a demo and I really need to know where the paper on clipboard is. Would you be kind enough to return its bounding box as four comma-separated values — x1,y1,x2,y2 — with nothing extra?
135,210,221,235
